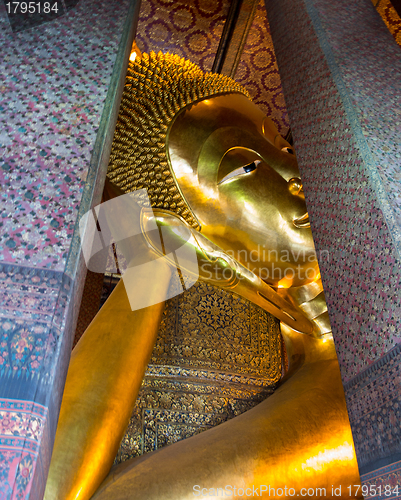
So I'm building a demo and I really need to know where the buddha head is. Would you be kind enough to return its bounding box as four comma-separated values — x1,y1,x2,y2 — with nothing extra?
107,52,318,288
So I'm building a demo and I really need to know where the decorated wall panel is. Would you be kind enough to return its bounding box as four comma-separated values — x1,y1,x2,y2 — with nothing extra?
115,278,281,462
234,0,289,135
135,0,231,72
0,0,139,496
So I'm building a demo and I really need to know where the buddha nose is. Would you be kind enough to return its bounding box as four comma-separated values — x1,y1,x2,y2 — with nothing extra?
288,177,304,198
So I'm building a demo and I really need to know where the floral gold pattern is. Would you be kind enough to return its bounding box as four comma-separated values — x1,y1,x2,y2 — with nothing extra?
115,278,281,463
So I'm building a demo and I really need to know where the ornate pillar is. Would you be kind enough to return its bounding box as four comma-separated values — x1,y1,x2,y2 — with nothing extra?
264,0,401,487
0,0,140,497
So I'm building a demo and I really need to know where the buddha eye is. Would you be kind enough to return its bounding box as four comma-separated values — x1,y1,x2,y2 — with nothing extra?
218,160,261,184
281,147,294,155
243,161,259,173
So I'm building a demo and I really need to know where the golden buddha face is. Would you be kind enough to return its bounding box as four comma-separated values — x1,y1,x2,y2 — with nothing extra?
167,93,318,287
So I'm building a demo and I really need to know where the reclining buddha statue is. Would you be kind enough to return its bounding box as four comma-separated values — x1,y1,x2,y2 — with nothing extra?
44,51,361,499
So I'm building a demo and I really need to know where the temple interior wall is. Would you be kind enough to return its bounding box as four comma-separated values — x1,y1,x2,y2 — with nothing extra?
0,0,400,495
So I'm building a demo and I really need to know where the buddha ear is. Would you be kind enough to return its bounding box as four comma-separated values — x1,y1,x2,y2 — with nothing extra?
141,207,237,286
139,207,201,293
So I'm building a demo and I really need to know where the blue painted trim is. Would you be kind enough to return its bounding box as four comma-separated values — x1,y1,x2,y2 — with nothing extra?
304,0,401,261
360,453,401,476
344,342,401,393
361,457,401,480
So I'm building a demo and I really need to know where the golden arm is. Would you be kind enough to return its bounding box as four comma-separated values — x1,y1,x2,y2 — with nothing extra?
44,249,172,500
